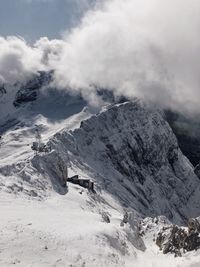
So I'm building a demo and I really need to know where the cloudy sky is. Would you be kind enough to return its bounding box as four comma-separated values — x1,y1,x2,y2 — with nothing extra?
0,0,95,41
0,0,200,113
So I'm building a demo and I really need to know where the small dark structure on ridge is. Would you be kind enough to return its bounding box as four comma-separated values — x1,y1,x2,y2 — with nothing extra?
67,175,95,192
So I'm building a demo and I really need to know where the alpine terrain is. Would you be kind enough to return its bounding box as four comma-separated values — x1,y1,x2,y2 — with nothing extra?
0,71,200,267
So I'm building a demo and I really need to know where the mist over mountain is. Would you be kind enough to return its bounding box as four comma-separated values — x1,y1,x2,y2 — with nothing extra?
1,0,200,113
1,1,200,266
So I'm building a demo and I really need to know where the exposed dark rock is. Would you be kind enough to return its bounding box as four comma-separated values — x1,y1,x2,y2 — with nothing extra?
101,211,111,223
194,163,200,179
156,218,200,256
121,211,129,226
13,71,53,107
0,84,6,96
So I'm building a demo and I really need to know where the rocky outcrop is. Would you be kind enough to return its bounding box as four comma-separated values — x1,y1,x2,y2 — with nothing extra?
47,100,200,223
13,71,53,107
156,218,200,256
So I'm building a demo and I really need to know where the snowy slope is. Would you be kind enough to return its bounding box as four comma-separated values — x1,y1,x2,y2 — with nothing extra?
0,73,96,196
0,192,138,267
1,76,200,266
1,193,200,267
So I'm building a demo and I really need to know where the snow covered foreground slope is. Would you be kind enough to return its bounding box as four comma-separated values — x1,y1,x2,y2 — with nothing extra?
1,77,200,266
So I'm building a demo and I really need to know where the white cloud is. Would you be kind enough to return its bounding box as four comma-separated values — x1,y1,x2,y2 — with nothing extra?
53,0,200,113
0,36,43,84
1,0,200,113
0,36,65,84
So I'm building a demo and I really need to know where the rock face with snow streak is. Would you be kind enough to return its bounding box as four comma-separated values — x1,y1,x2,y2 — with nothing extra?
13,71,53,107
45,100,200,224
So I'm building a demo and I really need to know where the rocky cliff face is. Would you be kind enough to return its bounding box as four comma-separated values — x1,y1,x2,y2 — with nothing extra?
156,217,200,256
44,101,200,224
13,71,53,107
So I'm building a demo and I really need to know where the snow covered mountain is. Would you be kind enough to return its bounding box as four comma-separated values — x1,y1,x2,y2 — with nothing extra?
35,100,199,224
1,73,200,266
